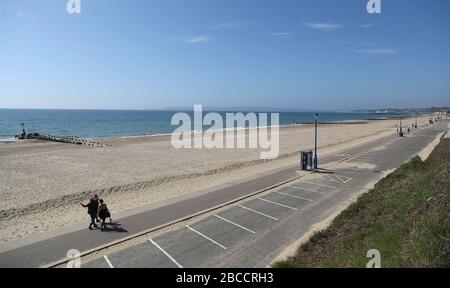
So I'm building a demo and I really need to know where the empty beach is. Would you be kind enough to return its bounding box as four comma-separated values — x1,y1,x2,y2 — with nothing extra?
0,117,429,242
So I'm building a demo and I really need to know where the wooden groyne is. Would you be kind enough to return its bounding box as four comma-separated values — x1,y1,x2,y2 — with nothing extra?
17,133,111,147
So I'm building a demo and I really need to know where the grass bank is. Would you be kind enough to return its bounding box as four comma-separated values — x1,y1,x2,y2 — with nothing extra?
274,138,450,268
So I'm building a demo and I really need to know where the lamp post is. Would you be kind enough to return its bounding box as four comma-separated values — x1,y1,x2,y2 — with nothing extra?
399,113,403,136
314,113,318,170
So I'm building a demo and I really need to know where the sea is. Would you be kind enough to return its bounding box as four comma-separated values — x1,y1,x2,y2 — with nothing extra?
0,109,399,141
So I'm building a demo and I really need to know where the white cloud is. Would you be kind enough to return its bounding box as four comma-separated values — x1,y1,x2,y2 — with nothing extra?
305,22,342,31
354,49,398,55
178,36,212,44
17,11,28,17
268,32,294,38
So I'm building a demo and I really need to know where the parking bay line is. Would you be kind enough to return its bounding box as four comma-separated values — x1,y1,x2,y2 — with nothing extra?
274,191,313,202
343,177,353,184
334,174,352,184
186,225,227,250
214,214,256,234
325,174,345,183
324,174,344,183
103,255,114,268
149,238,183,268
316,173,340,183
297,181,336,189
310,173,352,185
238,205,279,221
288,185,327,195
258,198,298,211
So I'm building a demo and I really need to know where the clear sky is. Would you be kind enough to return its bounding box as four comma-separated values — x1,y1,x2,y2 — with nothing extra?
1,0,449,110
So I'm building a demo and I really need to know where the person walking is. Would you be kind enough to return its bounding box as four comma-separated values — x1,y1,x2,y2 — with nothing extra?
81,194,99,230
97,199,110,231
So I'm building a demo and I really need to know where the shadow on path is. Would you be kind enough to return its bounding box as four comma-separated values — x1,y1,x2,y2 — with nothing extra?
98,222,128,233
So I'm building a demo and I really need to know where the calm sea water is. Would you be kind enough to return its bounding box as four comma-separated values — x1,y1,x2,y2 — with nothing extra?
0,109,396,141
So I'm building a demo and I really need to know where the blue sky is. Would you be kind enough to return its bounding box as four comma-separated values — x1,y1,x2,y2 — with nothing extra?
0,0,449,110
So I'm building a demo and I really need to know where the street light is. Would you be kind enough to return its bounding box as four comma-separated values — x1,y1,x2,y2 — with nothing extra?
314,113,318,170
399,113,403,137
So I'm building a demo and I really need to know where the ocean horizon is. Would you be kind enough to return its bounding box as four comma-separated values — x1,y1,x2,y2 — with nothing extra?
0,108,400,141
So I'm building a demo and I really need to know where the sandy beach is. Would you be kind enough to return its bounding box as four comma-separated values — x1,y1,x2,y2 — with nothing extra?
0,117,430,242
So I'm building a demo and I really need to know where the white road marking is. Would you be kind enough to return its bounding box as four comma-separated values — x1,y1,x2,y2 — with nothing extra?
334,174,352,184
316,173,339,183
288,185,327,195
238,205,279,221
343,177,353,184
187,225,227,250
298,181,336,189
149,239,183,268
104,255,114,268
316,173,352,184
274,191,313,202
355,155,384,161
334,174,344,182
342,138,398,163
258,198,298,211
325,174,342,183
214,214,255,234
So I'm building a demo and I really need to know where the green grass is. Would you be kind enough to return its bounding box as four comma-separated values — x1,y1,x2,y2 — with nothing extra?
273,138,450,268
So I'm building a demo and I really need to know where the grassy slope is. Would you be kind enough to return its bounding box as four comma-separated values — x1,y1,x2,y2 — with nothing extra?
274,138,450,268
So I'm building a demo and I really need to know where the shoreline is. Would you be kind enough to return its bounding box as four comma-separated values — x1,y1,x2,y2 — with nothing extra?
0,121,365,145
0,114,417,143
0,120,381,149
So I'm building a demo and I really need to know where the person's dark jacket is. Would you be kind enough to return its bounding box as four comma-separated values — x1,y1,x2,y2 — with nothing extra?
87,199,99,215
98,204,109,220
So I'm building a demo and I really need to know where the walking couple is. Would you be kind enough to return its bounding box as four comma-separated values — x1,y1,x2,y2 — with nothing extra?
81,194,112,230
